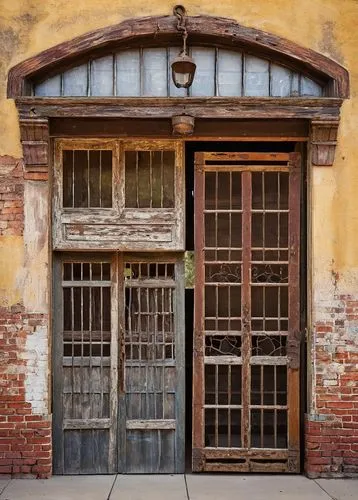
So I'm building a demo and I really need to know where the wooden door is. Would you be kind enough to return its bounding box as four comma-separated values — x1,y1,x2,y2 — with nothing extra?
120,255,185,473
192,152,301,473
53,253,185,474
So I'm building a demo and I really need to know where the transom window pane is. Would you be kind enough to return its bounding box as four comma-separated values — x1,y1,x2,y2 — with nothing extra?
33,47,323,98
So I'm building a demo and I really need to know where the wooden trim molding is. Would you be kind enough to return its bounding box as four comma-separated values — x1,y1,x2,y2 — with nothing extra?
20,118,49,180
7,15,349,98
310,120,339,166
10,14,349,169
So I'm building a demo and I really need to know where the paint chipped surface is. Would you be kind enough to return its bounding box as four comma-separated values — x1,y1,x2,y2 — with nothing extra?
21,324,49,415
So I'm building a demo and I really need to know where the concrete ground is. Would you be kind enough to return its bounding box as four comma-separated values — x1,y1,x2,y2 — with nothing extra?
0,474,357,500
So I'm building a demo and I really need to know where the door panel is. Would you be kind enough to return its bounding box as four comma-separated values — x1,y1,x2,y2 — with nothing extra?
193,152,301,473
122,257,185,473
53,256,118,474
53,254,185,474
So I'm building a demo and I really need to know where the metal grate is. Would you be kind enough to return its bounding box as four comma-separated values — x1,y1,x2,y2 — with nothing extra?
62,149,112,208
62,261,112,421
125,150,175,209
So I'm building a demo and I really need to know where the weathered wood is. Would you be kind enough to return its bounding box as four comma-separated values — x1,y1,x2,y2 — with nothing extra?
242,171,252,450
49,118,309,138
192,152,205,472
193,151,301,473
19,118,49,178
311,120,339,166
7,15,349,98
16,96,343,121
63,418,111,429
126,419,176,429
287,152,301,473
53,139,185,251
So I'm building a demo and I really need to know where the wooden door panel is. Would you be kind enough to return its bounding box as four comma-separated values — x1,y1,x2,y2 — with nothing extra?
53,253,185,474
193,152,301,473
122,257,185,473
53,255,118,474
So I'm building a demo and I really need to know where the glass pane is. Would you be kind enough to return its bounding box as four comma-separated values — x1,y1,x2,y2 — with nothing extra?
91,55,114,96
63,64,87,96
301,76,322,96
244,55,269,96
143,48,167,97
34,75,61,96
116,50,140,96
190,47,215,97
270,64,291,97
217,49,242,96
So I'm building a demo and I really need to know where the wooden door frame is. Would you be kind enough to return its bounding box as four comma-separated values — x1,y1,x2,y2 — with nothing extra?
192,151,302,473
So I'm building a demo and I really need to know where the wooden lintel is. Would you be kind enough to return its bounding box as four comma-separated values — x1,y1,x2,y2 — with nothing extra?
19,117,49,179
15,97,343,121
310,119,339,166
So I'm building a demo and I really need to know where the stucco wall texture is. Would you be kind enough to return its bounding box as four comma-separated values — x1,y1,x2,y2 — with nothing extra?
0,0,357,477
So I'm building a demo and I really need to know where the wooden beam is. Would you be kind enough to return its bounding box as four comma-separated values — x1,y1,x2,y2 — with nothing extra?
16,97,343,121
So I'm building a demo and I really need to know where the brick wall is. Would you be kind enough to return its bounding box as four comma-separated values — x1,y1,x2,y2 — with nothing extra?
0,159,51,478
0,305,52,478
0,159,24,237
305,295,358,478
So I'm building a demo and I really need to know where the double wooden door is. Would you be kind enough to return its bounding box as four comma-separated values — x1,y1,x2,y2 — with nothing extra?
192,152,301,473
53,254,185,474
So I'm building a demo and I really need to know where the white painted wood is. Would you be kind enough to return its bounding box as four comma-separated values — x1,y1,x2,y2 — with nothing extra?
116,50,140,97
168,47,187,97
244,55,270,97
34,75,61,96
301,76,322,96
190,47,215,97
91,55,114,96
217,49,242,97
270,64,291,97
143,48,168,97
63,64,88,96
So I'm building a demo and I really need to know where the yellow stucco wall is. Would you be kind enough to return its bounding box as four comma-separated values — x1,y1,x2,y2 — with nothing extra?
0,0,358,307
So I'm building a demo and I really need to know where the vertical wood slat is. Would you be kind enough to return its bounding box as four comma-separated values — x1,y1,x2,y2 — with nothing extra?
241,171,252,449
287,152,301,472
53,257,65,473
175,259,185,472
193,152,205,471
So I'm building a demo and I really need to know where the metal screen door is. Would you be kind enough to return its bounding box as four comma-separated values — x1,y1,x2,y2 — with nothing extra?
53,253,185,474
192,152,301,473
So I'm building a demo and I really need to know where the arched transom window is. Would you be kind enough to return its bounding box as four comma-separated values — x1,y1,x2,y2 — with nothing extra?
33,46,322,98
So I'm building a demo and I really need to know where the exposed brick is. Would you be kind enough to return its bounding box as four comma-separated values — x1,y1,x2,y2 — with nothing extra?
0,306,51,477
306,294,358,478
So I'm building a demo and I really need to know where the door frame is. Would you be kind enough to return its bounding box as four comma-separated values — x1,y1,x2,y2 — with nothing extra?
192,150,302,473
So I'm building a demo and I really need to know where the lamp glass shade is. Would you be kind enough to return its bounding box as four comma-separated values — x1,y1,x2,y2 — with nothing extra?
171,54,196,88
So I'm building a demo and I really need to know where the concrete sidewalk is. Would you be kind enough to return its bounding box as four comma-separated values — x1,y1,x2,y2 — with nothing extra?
0,474,357,500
